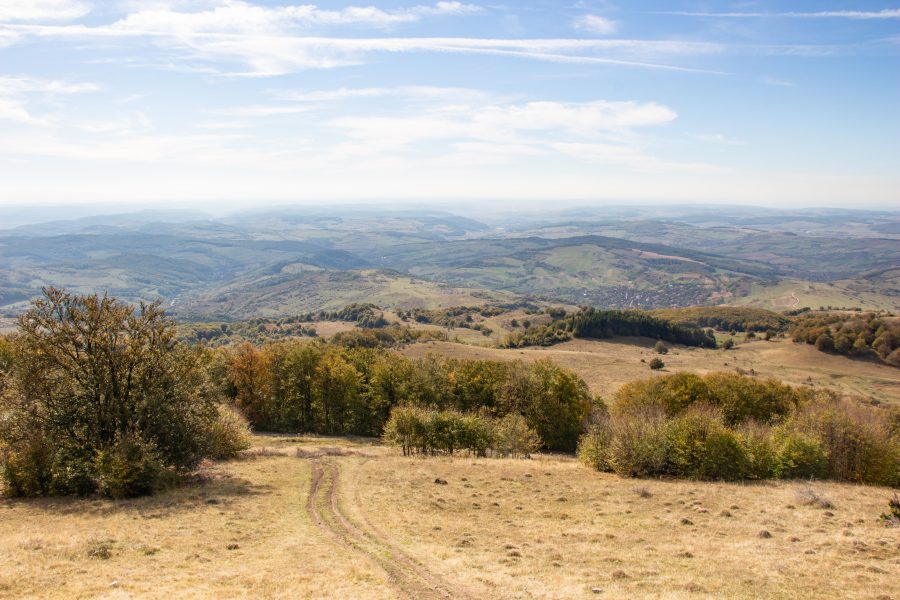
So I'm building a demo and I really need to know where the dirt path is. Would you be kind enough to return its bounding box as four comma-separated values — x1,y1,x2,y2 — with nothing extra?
306,459,467,600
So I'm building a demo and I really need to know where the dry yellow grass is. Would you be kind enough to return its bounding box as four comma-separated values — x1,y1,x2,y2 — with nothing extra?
401,337,900,406
2,436,898,599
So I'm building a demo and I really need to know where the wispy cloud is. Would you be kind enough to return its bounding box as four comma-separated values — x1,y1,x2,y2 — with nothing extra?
761,75,796,88
0,0,91,22
660,9,900,20
0,0,724,76
573,14,617,35
1,19,725,75
108,1,480,32
693,133,744,146
0,76,98,126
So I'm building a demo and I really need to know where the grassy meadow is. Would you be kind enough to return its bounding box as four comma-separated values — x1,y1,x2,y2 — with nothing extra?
401,336,900,407
2,435,897,599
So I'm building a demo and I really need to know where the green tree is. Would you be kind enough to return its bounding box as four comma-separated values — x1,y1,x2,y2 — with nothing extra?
1,288,216,497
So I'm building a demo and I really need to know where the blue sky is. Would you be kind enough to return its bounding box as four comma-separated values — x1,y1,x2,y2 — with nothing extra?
0,1,898,208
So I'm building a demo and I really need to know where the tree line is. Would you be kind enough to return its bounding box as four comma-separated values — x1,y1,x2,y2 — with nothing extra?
217,341,594,452
790,312,900,367
502,307,717,349
650,306,789,333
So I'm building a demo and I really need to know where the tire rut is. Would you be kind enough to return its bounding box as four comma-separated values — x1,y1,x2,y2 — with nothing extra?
306,459,466,600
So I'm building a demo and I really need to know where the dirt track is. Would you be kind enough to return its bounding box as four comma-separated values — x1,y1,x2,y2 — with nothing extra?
306,459,466,600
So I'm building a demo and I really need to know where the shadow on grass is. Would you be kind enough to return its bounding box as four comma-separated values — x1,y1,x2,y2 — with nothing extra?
0,471,272,517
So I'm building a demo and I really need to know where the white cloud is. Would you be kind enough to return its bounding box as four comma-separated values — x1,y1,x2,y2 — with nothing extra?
0,0,91,22
108,1,480,33
662,9,900,20
693,133,744,146
2,6,723,75
761,75,796,88
573,14,617,35
0,76,98,126
213,104,314,117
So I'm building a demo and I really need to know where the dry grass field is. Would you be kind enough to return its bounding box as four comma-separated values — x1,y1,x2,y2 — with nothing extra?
401,337,900,406
2,436,897,599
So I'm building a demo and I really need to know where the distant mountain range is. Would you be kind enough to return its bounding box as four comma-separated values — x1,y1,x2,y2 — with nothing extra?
1,205,897,318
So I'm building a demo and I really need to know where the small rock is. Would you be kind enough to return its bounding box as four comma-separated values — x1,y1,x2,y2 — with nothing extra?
434,478,448,485
680,518,693,525
591,587,603,594
226,543,240,550
758,530,772,539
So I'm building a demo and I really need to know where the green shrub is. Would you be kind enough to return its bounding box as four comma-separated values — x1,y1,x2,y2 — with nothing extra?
492,414,541,458
665,406,748,481
94,434,165,499
607,409,669,477
1,434,53,497
1,289,218,498
703,372,800,426
48,446,97,497
738,422,777,479
459,413,493,457
205,404,253,460
577,419,613,472
615,372,711,417
383,405,428,456
649,358,665,370
773,430,828,480
784,398,900,486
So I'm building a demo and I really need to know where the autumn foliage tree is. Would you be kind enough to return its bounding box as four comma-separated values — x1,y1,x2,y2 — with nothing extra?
0,288,220,497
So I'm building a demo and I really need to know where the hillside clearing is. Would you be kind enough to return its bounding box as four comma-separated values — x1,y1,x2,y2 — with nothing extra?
1,436,897,599
400,337,900,406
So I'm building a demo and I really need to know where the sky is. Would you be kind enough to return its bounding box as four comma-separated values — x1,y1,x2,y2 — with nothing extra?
0,0,898,209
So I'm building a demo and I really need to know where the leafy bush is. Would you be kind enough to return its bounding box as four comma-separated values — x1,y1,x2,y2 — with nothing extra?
0,288,219,498
492,414,541,458
881,494,900,524
780,397,900,486
649,358,665,370
738,422,777,479
702,372,800,426
205,404,253,460
577,419,613,472
614,372,711,417
580,371,897,485
665,406,749,481
773,431,828,480
384,407,539,459
1,434,54,497
606,408,670,477
94,434,165,499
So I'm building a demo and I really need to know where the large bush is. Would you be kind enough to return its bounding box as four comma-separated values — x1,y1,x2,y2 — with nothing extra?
0,288,218,497
665,406,749,481
383,406,539,458
579,371,899,485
